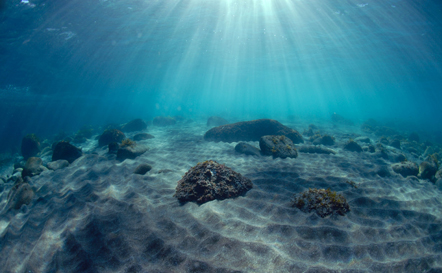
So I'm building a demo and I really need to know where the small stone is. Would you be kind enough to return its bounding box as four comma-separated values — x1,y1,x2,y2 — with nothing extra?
344,140,363,152
117,143,148,160
292,188,350,218
355,136,371,144
134,163,152,175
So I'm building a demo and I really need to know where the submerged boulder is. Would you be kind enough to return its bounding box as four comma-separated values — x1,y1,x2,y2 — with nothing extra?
207,116,229,127
259,135,298,159
134,163,152,175
204,119,303,144
98,129,125,147
174,160,253,204
235,142,261,156
120,119,147,132
21,134,41,160
52,141,82,163
292,188,350,218
391,161,419,177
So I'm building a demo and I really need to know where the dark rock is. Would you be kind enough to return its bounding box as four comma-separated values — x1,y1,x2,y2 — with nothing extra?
367,145,376,153
259,135,298,159
292,188,350,218
134,163,152,175
8,182,34,210
393,153,407,163
52,141,82,163
98,129,125,147
204,119,303,144
133,133,155,141
312,135,335,146
108,142,119,154
418,159,438,181
117,142,148,160
297,145,336,155
22,157,48,178
391,161,419,177
409,132,420,142
120,119,147,132
235,143,261,156
344,140,362,152
153,116,176,126
47,160,69,171
375,165,391,177
174,160,253,204
331,113,354,126
355,136,371,144
390,139,401,149
207,116,229,127
21,134,41,160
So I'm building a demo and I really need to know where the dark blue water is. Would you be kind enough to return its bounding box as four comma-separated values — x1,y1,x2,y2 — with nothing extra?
0,0,441,152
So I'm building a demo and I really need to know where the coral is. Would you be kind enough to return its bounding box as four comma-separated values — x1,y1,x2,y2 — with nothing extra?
292,188,350,218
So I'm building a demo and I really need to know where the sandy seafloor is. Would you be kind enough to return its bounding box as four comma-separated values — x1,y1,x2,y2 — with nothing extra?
1,118,442,273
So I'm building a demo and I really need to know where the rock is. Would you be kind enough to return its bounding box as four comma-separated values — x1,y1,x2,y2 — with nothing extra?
355,136,371,144
391,161,419,177
367,145,376,153
259,135,298,159
204,119,303,144
117,141,148,160
207,116,229,127
312,135,335,146
174,160,253,204
331,113,354,126
134,163,152,175
120,119,147,132
390,139,401,149
418,159,438,181
297,145,336,155
47,160,69,171
409,132,420,142
52,141,82,163
21,134,41,160
133,133,155,141
22,157,48,178
153,116,176,126
292,188,350,218
392,153,406,163
375,165,391,177
98,129,125,147
344,140,363,152
7,182,34,210
235,143,261,156
108,142,119,154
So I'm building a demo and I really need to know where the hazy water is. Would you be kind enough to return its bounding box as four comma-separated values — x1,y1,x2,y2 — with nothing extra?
0,0,441,151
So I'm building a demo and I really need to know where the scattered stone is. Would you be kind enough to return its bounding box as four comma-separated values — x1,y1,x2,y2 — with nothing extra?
22,157,48,178
235,143,261,156
174,160,253,204
108,142,119,154
7,181,34,210
117,140,148,160
153,116,176,126
134,163,152,175
120,119,147,132
133,133,155,141
204,119,303,144
418,158,438,181
312,135,335,146
391,161,419,177
47,160,69,171
355,136,371,144
207,116,229,127
52,141,82,163
259,135,298,159
390,139,401,149
344,140,363,152
375,165,391,177
297,145,336,155
292,188,350,218
98,129,125,147
21,134,41,160
409,132,420,142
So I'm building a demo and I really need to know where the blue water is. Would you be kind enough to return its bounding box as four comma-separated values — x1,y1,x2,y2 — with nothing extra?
0,0,441,150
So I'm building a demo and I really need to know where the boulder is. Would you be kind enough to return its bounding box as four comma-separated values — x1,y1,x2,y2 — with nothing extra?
117,141,148,160
391,161,419,177
52,141,82,163
204,119,303,144
292,188,350,218
259,135,298,159
344,140,363,152
134,163,152,175
120,119,147,132
21,134,40,160
133,133,155,141
297,145,336,155
8,182,34,210
234,143,261,156
22,157,48,178
174,160,253,204
207,116,229,127
153,116,176,126
98,129,125,147
47,160,69,171
312,135,335,146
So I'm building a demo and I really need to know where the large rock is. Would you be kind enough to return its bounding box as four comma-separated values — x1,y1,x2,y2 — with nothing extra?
52,141,82,163
98,129,126,147
259,135,298,159
22,157,48,178
391,161,419,177
117,141,148,160
21,134,41,160
204,119,303,144
174,160,253,204
235,142,261,156
153,116,176,126
207,116,229,127
120,119,147,132
8,182,34,210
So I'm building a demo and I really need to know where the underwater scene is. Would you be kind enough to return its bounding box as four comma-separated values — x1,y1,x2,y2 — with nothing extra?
1,0,442,272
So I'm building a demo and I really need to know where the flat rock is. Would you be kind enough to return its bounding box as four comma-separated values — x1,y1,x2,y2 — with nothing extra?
22,157,48,178
259,135,298,159
120,119,147,132
47,160,69,171
117,144,148,160
234,142,261,156
391,161,419,177
174,160,253,204
297,145,336,155
52,141,82,163
204,119,303,144
133,133,155,141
